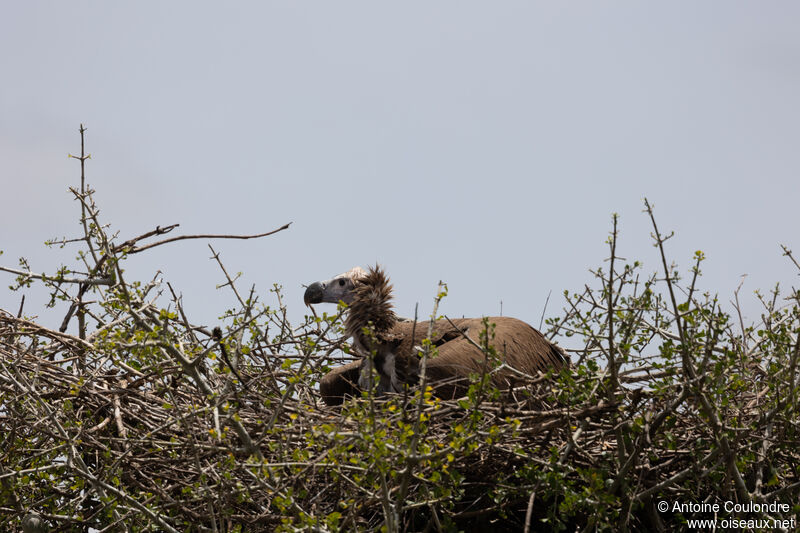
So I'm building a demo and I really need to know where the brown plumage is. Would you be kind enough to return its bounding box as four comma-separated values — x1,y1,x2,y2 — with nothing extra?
344,266,398,345
306,265,569,405
343,266,414,395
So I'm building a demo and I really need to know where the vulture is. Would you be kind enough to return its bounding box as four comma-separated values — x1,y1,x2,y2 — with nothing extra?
304,266,568,405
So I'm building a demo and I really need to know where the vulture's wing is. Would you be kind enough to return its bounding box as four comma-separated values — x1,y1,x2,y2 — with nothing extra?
319,360,361,405
319,316,568,405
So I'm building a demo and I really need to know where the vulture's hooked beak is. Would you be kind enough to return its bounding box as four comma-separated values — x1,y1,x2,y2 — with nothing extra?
303,282,324,306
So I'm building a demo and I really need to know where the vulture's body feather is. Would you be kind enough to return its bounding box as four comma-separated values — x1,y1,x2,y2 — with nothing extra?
320,316,567,404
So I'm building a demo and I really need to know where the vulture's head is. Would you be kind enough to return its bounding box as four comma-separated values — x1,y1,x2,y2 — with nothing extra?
303,266,368,307
304,265,397,339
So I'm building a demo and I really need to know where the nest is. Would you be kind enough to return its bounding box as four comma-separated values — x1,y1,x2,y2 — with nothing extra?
2,296,798,533
2,137,798,530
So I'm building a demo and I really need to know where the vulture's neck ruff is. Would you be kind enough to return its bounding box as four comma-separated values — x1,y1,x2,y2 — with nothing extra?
344,266,398,347
344,266,408,395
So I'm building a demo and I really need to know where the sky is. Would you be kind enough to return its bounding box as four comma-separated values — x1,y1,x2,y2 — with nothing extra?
1,2,799,340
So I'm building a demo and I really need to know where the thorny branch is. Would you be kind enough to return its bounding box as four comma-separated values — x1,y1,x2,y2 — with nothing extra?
1,131,799,532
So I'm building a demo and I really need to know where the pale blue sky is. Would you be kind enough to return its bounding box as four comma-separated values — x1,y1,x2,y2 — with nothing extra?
2,2,798,334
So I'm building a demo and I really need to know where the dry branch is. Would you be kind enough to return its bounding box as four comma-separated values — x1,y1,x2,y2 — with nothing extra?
1,129,799,532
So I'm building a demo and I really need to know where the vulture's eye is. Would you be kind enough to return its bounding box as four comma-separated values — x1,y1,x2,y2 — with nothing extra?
338,279,346,287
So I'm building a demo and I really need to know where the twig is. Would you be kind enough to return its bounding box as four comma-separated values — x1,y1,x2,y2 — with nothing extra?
121,223,292,254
